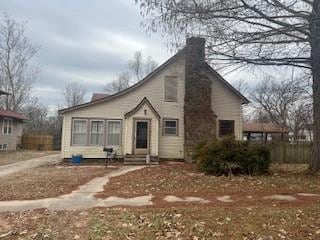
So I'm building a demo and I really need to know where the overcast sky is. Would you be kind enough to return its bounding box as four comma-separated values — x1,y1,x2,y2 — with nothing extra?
1,0,288,113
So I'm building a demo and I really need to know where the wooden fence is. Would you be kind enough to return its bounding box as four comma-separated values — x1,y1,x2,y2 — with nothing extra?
267,143,312,164
22,134,61,151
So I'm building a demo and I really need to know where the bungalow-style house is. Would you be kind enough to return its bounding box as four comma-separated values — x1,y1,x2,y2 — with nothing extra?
59,37,249,163
0,90,28,151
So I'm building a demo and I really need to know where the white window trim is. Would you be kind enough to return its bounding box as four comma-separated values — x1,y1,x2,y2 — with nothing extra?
89,119,105,146
106,120,122,147
2,118,13,135
72,119,88,146
163,119,178,136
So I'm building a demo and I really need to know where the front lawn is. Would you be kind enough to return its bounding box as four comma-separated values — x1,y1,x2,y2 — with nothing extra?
0,206,320,239
0,165,111,201
96,163,320,200
0,150,58,166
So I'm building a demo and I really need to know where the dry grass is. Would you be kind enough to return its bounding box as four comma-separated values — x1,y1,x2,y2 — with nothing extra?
0,165,111,201
0,206,320,239
0,150,58,166
96,163,320,200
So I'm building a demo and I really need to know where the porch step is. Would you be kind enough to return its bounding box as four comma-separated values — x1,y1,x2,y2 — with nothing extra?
124,154,159,165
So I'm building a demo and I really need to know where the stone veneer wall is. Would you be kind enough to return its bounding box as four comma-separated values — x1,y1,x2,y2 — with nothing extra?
184,37,217,162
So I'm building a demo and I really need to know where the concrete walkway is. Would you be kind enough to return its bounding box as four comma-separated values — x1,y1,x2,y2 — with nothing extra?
0,166,151,212
0,154,61,177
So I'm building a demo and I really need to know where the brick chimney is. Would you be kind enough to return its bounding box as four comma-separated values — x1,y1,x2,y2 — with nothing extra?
184,37,217,162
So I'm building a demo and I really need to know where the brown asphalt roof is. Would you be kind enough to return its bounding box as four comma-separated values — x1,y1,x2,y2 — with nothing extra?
0,108,28,120
243,122,288,133
91,93,109,102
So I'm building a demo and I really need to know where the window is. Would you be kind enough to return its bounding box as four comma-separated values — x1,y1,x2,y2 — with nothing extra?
107,120,121,146
0,144,7,151
72,119,88,145
3,119,13,135
219,120,235,137
165,76,178,102
163,119,178,136
90,120,104,145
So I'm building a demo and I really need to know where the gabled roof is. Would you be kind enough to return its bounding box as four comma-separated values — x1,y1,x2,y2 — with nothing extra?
91,93,109,102
206,64,249,104
58,46,249,114
124,97,160,119
58,49,185,114
0,108,28,121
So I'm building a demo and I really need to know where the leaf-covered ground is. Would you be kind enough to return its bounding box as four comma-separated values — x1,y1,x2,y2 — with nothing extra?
0,166,111,201
1,206,320,239
0,150,58,166
96,163,320,200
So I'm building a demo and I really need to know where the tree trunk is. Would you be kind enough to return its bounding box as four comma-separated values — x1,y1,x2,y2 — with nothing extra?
310,0,320,172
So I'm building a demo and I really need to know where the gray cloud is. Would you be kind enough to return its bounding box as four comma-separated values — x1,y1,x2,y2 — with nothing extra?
1,0,170,111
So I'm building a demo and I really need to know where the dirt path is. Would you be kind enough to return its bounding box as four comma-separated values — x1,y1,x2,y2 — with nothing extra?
0,154,61,177
0,166,149,212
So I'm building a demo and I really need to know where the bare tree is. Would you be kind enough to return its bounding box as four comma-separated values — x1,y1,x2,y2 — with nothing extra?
104,71,130,94
136,0,320,172
251,76,312,141
0,13,39,111
63,82,86,107
104,51,158,93
23,99,49,134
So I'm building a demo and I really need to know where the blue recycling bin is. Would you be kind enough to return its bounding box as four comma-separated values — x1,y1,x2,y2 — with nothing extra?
71,154,82,164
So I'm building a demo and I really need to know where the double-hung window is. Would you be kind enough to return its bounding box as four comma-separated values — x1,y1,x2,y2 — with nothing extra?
106,120,121,146
3,119,13,135
90,120,104,145
163,119,178,136
219,120,235,137
72,119,88,145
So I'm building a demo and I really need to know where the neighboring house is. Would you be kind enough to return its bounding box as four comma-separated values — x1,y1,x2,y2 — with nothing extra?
243,122,289,143
0,90,28,151
59,37,249,162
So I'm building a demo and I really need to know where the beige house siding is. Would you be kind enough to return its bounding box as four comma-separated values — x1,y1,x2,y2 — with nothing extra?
0,118,23,151
210,74,243,140
61,57,185,159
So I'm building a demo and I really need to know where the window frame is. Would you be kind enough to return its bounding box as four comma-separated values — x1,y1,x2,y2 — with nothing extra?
72,119,89,146
89,119,105,146
2,118,13,135
164,76,178,102
219,120,235,137
163,118,179,136
106,120,122,147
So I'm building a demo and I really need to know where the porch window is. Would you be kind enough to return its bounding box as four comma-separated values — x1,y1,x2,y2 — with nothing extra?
163,119,178,136
219,120,235,137
72,119,88,145
2,119,13,135
107,120,121,146
90,120,104,145
164,76,178,102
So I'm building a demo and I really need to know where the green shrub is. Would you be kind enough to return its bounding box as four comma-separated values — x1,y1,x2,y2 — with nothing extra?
194,137,271,176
